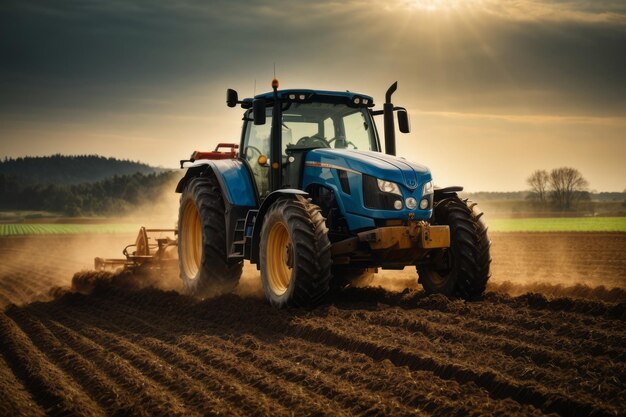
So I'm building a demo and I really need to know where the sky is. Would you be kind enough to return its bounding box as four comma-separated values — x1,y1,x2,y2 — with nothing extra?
0,0,625,192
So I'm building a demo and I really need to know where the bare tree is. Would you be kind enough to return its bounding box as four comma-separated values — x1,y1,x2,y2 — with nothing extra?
527,169,550,205
548,167,588,210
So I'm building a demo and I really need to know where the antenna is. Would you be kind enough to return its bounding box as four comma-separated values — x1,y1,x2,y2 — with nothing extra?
273,62,276,79
254,79,256,96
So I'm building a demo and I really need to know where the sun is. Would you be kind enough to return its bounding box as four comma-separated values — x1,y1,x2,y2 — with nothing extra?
407,0,467,12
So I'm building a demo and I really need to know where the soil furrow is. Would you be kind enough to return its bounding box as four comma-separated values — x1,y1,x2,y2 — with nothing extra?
412,306,626,360
45,309,250,417
0,312,105,417
294,313,625,409
275,337,549,417
67,298,399,417
122,294,546,416
6,306,142,416
356,306,626,375
26,309,197,417
289,316,619,417
180,334,418,417
69,292,613,416
50,301,306,417
0,352,46,417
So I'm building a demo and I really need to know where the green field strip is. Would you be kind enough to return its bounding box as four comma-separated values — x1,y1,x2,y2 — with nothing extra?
488,217,626,232
1,216,625,236
0,224,141,236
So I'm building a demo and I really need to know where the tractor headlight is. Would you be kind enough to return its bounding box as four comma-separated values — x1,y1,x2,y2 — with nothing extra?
420,180,434,210
363,175,404,210
406,197,417,210
377,179,402,196
422,181,433,196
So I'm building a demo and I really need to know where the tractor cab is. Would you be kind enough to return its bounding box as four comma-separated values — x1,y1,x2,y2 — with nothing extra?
239,91,380,199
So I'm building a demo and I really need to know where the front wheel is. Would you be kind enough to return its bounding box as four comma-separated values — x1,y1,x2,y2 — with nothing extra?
259,196,332,308
417,197,491,299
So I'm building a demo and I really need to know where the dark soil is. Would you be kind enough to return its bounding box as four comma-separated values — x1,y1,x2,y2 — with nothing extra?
0,270,624,417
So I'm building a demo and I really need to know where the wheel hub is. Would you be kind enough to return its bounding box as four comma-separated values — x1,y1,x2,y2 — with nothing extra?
285,243,294,269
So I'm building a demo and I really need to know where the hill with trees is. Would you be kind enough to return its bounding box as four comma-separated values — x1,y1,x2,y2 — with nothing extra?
0,154,179,217
0,170,179,216
0,155,163,185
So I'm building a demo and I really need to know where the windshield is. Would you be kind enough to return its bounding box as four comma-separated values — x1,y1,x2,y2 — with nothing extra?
282,102,378,152
242,102,378,160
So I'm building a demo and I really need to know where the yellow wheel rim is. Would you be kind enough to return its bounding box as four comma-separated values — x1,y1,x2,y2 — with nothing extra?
181,200,202,279
266,222,293,296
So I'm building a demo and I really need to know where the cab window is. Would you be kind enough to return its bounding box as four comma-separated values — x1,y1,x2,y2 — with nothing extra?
242,108,271,197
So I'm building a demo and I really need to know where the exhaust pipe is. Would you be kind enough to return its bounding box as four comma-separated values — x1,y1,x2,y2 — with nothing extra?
383,82,398,156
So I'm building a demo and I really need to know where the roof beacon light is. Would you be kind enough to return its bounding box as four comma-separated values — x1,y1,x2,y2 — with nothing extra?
271,78,279,89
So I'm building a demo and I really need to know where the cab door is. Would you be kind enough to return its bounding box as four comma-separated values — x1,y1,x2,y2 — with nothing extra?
241,109,271,199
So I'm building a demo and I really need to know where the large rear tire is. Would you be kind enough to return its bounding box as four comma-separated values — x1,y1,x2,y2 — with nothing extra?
260,195,332,308
178,175,242,297
417,196,491,299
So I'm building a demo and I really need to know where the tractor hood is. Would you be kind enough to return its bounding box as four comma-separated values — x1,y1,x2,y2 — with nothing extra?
306,149,431,190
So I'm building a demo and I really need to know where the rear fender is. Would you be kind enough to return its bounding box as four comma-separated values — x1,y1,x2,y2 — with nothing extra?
177,160,257,261
249,189,309,264
175,164,210,193
176,160,258,208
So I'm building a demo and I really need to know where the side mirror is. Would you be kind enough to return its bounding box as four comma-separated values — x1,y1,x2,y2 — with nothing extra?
253,99,266,125
397,109,410,133
226,89,238,108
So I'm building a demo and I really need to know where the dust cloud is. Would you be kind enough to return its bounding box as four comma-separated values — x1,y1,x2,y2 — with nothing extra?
354,232,626,302
0,234,145,306
0,173,174,303
1,198,624,308
114,173,182,229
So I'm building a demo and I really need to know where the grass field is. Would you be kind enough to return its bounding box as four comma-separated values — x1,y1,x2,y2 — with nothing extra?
1,217,625,236
0,223,140,236
487,216,626,232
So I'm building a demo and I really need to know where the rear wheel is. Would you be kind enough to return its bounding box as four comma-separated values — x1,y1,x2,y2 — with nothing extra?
417,196,491,299
260,196,332,308
178,175,242,297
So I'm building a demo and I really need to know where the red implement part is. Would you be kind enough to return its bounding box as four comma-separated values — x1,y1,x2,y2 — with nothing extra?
191,143,238,161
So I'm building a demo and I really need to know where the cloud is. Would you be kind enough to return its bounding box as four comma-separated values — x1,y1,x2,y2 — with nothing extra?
411,109,626,126
1,0,624,122
398,0,626,25
0,0,624,191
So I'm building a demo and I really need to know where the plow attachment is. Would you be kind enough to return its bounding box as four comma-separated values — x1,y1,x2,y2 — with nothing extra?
95,227,178,272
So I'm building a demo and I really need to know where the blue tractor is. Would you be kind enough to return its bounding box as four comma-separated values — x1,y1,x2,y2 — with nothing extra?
176,80,491,307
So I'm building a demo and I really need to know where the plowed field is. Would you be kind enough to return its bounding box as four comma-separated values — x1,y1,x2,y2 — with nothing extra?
1,233,625,416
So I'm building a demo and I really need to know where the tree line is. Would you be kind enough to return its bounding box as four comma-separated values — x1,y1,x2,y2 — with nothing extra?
0,154,160,185
527,167,590,210
0,171,179,216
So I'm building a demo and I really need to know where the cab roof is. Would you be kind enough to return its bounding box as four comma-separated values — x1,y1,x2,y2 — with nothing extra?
242,89,375,108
